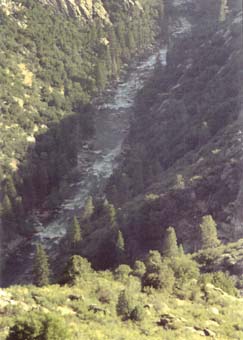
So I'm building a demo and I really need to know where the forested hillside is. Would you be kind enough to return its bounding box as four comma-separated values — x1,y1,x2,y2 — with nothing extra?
0,0,164,244
1,1,243,339
104,0,242,258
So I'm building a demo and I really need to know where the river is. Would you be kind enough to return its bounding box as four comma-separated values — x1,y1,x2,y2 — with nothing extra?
2,48,168,286
2,0,194,286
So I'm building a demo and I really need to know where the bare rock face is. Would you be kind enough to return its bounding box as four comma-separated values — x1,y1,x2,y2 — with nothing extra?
38,0,110,22
38,0,143,22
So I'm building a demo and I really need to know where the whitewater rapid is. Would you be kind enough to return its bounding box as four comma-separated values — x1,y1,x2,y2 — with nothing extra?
2,48,167,286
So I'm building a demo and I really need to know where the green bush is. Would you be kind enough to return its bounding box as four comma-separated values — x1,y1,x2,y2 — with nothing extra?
63,255,93,285
7,312,71,340
130,305,145,322
200,272,238,296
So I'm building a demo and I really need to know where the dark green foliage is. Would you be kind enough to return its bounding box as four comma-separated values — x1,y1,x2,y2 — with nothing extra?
103,1,240,259
1,0,162,241
63,255,92,285
168,255,200,294
200,271,238,296
68,215,82,249
162,226,178,257
145,250,162,273
200,215,220,249
116,289,133,320
143,262,175,292
115,230,125,263
178,244,184,256
143,251,175,292
103,202,117,229
82,196,94,221
130,305,145,322
33,244,50,287
96,62,107,91
6,312,70,340
132,260,146,279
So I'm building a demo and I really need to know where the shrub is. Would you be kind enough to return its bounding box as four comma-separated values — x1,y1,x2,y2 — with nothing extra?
96,287,112,304
130,305,145,322
116,290,133,320
200,272,238,296
132,260,146,279
63,255,93,285
7,312,71,340
143,262,175,293
114,264,132,282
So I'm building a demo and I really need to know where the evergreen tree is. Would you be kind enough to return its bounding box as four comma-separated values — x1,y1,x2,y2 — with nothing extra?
69,215,82,249
162,226,178,257
104,201,117,229
116,229,125,263
116,290,132,320
82,196,94,221
178,244,185,256
130,305,145,322
33,244,50,287
200,215,220,249
96,62,107,91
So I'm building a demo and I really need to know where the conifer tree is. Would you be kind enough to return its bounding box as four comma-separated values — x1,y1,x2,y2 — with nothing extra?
200,215,220,249
33,244,50,287
162,226,178,257
83,196,94,221
178,244,185,256
116,290,132,320
116,229,125,263
104,202,117,229
69,215,82,248
96,62,107,91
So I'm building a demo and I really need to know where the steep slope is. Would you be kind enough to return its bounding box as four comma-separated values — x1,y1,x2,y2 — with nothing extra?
0,254,243,340
38,0,111,22
0,0,163,247
102,0,242,258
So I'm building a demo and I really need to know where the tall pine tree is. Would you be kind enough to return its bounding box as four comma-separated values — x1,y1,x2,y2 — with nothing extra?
82,196,94,221
69,215,82,249
162,226,178,257
33,244,50,287
116,229,125,263
200,215,220,249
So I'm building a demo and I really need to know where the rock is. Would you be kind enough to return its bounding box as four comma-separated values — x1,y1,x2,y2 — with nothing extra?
210,307,219,315
204,328,216,337
157,313,185,330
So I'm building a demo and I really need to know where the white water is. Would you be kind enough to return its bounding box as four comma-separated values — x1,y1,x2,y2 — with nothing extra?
3,1,194,285
41,51,167,239
3,48,167,285
171,0,192,37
